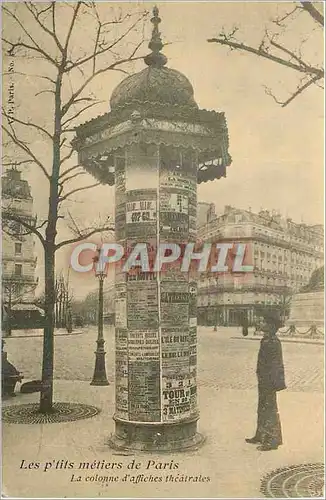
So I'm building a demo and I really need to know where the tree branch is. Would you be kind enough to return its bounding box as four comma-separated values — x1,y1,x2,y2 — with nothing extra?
55,225,114,251
59,164,83,179
63,2,82,54
2,6,58,65
35,89,56,97
2,70,56,84
207,36,323,78
2,277,38,305
2,210,46,247
59,148,75,166
300,1,324,27
2,159,33,168
264,73,323,106
61,53,144,117
25,2,64,54
59,171,87,184
2,109,53,140
58,182,101,203
51,2,64,53
2,125,50,180
64,11,146,73
282,74,323,106
269,38,309,69
272,5,301,27
91,4,102,74
61,101,103,129
3,213,48,238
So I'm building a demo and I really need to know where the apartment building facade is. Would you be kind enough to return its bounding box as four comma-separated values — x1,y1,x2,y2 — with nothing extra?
197,205,324,326
2,168,40,329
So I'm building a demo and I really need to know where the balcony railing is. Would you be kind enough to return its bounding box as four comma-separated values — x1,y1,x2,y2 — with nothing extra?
198,284,292,295
198,231,323,258
2,256,37,264
2,274,37,284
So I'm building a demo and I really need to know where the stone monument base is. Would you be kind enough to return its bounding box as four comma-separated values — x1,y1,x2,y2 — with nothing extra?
108,415,205,452
286,291,324,328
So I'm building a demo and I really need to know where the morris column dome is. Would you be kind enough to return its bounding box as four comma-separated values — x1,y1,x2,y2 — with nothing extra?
110,66,198,111
110,5,198,112
73,5,231,186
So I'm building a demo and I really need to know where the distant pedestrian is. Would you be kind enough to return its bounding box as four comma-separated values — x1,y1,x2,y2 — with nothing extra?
2,355,23,397
246,310,286,451
242,314,249,337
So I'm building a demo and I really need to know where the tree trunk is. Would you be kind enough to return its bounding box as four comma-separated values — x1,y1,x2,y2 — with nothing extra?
7,299,12,337
55,300,59,328
58,297,62,328
66,306,73,333
40,244,56,413
63,292,67,328
39,69,62,413
7,318,12,336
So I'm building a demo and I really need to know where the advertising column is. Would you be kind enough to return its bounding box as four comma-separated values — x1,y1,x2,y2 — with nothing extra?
114,143,161,428
111,142,202,450
159,144,199,425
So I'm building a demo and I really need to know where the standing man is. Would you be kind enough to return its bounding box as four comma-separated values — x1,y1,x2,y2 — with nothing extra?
246,310,286,451
242,313,249,337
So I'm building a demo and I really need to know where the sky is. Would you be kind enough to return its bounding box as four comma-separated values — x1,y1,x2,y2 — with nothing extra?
2,1,324,299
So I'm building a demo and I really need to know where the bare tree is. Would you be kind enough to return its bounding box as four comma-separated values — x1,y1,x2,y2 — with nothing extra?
208,1,324,107
2,275,39,336
37,273,74,329
277,286,293,324
2,2,147,412
301,266,324,292
54,273,74,329
73,285,115,324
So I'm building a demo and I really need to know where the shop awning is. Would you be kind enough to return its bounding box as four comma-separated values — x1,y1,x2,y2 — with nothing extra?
11,304,45,315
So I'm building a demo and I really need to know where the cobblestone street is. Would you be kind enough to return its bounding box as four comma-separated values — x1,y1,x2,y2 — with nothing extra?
2,327,324,498
4,326,324,393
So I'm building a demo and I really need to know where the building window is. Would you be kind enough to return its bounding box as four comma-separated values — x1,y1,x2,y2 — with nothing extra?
15,243,22,255
15,264,23,276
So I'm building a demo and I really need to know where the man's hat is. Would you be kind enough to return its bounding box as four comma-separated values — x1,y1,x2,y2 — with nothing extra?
260,309,282,329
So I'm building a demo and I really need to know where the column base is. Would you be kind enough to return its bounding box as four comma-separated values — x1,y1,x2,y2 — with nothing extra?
90,380,109,386
107,415,205,453
90,350,109,386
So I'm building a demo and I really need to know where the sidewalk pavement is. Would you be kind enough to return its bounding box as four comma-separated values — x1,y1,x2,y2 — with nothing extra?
5,326,324,344
5,328,83,339
2,379,323,498
231,334,324,346
202,325,324,346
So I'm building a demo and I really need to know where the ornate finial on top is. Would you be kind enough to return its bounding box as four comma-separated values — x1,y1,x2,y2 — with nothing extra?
144,6,168,68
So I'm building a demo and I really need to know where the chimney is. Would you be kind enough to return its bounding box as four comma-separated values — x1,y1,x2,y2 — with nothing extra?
6,168,22,181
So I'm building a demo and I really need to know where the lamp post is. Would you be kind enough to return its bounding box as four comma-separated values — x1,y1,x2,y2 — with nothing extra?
214,276,219,331
90,249,109,386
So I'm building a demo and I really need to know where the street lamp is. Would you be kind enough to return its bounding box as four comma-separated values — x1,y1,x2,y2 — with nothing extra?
214,276,219,331
90,248,109,386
